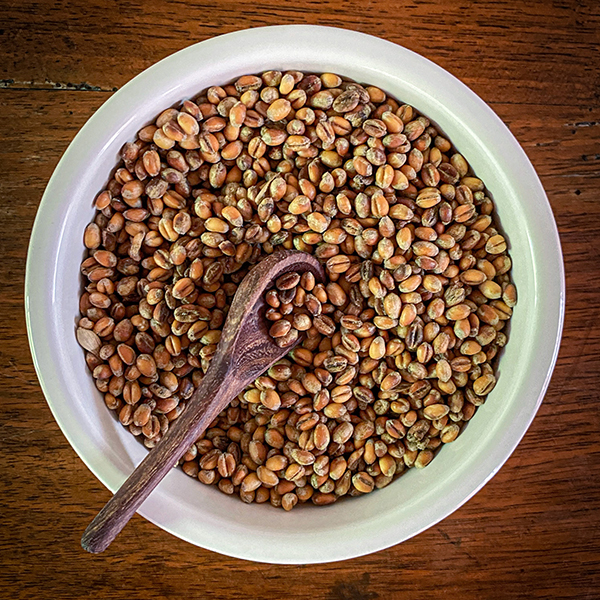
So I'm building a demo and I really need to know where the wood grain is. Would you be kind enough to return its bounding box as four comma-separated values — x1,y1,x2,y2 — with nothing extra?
1,0,599,597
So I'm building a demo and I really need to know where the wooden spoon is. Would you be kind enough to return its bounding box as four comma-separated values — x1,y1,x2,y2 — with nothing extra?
81,249,323,553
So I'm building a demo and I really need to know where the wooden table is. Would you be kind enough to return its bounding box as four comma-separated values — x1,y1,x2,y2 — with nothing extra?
2,1,599,597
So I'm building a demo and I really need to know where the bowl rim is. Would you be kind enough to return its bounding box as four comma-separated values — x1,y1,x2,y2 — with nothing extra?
25,24,565,563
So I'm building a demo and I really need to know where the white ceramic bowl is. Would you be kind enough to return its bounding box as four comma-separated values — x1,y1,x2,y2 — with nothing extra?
26,25,565,564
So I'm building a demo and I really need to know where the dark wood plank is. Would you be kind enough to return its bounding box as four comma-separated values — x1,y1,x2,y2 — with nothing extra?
1,0,599,597
2,0,599,106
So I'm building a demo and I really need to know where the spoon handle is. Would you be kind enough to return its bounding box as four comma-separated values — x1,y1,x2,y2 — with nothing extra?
81,359,240,554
